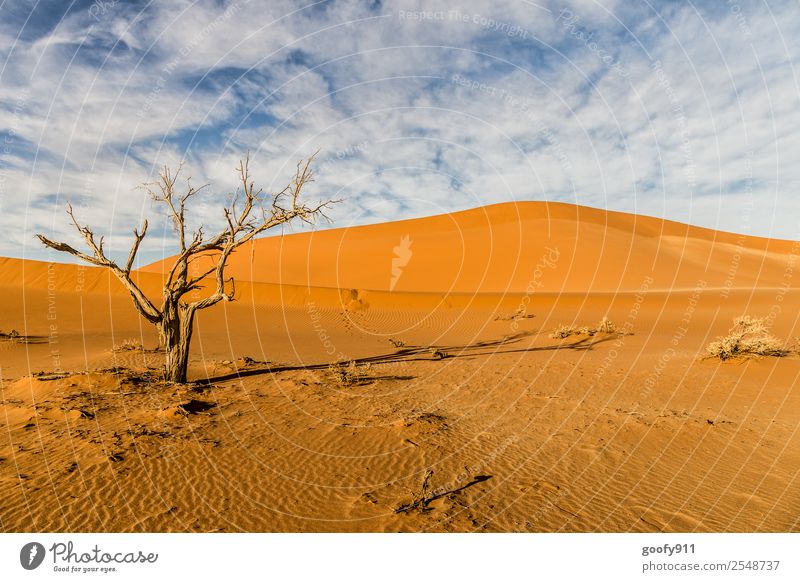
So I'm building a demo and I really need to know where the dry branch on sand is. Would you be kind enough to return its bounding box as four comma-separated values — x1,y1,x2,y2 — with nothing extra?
550,317,625,339
394,469,492,513
705,316,790,360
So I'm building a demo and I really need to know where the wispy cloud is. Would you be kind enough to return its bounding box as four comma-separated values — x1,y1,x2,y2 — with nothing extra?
1,0,798,264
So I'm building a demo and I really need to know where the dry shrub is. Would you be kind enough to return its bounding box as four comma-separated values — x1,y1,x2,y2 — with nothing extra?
112,338,144,352
494,307,535,321
550,317,621,339
428,347,447,360
706,316,789,360
328,360,372,386
551,324,578,339
596,317,617,334
0,329,23,342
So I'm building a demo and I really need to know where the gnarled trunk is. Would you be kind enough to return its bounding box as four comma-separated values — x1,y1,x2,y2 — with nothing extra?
159,301,195,384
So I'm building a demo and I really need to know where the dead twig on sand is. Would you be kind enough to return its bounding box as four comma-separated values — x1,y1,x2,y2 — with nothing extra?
395,469,492,513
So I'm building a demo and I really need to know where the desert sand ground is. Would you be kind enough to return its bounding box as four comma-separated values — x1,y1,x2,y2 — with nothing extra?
1,202,799,532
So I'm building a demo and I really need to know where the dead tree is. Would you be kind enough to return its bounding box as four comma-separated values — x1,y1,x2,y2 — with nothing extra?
38,154,334,383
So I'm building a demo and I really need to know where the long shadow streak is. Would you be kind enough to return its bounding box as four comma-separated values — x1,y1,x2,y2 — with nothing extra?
197,331,621,385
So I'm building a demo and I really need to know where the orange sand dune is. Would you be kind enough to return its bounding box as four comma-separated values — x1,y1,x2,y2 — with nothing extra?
2,202,800,533
142,201,798,293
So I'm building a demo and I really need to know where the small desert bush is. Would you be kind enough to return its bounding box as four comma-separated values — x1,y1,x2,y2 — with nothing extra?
112,338,144,352
428,347,447,360
328,360,372,386
494,307,535,321
596,317,617,334
0,329,22,341
706,316,789,360
550,317,621,339
551,324,578,339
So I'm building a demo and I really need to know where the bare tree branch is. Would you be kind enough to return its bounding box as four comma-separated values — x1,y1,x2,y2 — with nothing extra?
38,150,337,383
125,219,148,273
37,209,161,324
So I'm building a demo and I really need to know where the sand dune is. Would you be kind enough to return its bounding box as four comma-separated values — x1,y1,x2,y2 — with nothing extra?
2,202,799,532
143,201,798,293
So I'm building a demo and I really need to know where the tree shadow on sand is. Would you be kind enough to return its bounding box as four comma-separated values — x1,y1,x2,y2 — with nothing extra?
197,330,621,386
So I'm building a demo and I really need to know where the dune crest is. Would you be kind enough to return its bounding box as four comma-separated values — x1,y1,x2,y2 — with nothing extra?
141,201,798,294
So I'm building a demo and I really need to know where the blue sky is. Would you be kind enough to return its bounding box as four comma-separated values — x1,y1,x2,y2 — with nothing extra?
1,0,799,264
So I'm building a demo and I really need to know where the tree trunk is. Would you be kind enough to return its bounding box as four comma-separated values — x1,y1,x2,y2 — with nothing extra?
160,301,195,384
